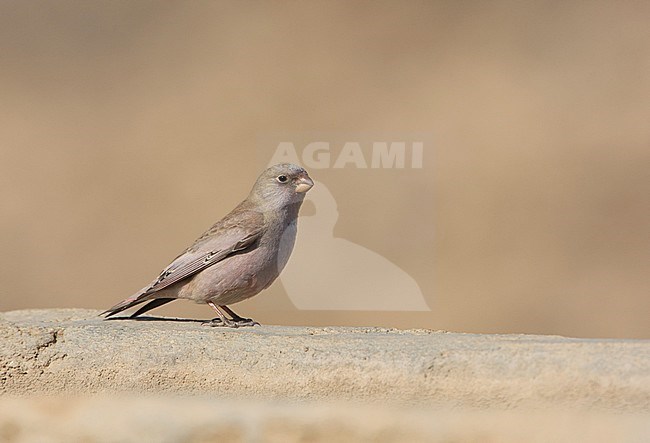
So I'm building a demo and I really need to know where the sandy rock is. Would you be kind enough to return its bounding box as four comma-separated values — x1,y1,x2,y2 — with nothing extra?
0,396,649,443
1,309,650,409
1,309,649,442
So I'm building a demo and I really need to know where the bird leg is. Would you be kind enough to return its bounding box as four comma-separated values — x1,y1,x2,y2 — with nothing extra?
203,301,239,328
220,305,260,327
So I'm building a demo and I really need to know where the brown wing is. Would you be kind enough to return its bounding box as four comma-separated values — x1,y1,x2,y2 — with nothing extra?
144,230,259,293
102,208,263,317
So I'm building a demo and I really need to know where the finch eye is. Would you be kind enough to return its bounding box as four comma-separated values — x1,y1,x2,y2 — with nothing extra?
276,175,288,183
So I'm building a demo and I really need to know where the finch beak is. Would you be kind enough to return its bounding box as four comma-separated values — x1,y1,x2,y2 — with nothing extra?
295,176,314,193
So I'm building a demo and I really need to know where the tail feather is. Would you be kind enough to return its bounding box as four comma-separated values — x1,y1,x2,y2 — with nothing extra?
100,293,149,318
129,298,175,318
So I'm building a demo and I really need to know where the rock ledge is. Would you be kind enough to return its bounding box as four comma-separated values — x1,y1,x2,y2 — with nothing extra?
1,309,648,411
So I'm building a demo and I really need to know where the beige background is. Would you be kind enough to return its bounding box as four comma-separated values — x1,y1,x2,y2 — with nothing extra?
1,1,648,338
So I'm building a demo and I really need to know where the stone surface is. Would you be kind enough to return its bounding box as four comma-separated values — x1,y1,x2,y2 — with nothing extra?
1,309,649,442
1,309,650,409
0,396,649,443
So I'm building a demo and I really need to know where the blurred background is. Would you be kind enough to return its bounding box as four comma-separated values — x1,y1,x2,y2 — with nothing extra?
1,1,648,338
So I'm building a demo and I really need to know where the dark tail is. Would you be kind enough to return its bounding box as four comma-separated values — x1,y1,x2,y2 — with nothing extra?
129,298,175,318
101,292,150,318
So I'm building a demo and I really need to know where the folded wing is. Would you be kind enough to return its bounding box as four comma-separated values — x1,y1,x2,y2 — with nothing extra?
101,209,263,317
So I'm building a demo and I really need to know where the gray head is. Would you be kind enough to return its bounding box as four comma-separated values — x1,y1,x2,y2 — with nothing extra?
248,164,314,210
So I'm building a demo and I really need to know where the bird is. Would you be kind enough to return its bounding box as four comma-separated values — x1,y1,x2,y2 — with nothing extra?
101,163,314,327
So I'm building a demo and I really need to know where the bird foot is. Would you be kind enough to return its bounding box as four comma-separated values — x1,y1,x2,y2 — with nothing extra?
201,317,260,328
202,317,239,328
231,318,260,327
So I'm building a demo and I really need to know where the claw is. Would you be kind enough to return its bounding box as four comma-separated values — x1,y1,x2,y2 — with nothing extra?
205,303,260,328
202,317,239,328
232,318,260,327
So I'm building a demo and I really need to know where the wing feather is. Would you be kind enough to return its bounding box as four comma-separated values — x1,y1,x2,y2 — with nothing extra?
144,230,259,293
101,208,263,317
